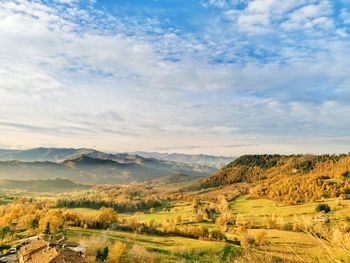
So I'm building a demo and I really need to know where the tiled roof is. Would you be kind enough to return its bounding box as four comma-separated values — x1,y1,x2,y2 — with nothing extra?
28,247,59,263
50,250,87,263
19,239,86,263
19,240,48,256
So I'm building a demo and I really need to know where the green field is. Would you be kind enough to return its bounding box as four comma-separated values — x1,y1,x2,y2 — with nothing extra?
3,188,350,262
64,196,348,262
67,227,241,262
120,201,195,224
66,201,196,225
0,196,13,205
246,229,332,262
230,195,350,217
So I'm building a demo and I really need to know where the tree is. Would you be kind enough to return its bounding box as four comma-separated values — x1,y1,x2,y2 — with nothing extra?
43,222,51,236
97,207,118,229
96,250,102,261
30,218,39,230
0,226,10,241
176,216,182,225
39,209,65,235
315,203,331,213
96,246,108,262
107,241,126,263
103,247,109,261
218,197,229,212
79,236,108,262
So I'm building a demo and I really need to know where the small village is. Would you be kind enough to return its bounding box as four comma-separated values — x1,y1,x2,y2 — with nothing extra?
1,236,86,263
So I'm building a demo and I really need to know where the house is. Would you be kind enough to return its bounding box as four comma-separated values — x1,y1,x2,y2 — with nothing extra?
19,239,49,263
18,239,86,263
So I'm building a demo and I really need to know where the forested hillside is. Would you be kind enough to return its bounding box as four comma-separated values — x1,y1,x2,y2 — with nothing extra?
192,154,350,204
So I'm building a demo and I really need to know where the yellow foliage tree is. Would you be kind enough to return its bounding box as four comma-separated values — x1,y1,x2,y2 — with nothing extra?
107,241,126,263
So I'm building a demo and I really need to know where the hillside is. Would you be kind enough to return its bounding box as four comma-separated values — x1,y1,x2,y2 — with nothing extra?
192,154,350,204
0,178,90,192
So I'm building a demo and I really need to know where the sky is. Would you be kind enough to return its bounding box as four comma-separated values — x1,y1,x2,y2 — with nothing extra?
0,0,350,156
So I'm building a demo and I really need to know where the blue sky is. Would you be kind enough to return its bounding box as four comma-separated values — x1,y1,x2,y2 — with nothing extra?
0,0,349,155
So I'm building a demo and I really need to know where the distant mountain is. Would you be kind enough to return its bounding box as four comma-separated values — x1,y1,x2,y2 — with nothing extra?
0,148,233,169
0,147,79,162
0,148,217,184
0,178,90,192
0,147,144,163
133,151,235,169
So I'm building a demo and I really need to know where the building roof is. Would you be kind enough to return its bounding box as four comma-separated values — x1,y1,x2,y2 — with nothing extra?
28,247,59,263
19,239,86,263
19,239,48,256
51,248,87,263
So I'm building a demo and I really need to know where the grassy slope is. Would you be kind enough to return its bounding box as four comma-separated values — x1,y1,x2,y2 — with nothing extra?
66,227,241,262
0,178,91,192
0,197,12,205
67,201,195,224
66,196,348,262
231,195,317,216
229,196,350,262
231,195,350,220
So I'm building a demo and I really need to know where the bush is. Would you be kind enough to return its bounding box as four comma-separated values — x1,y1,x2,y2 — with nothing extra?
254,230,268,245
315,203,331,213
130,244,155,263
240,235,255,248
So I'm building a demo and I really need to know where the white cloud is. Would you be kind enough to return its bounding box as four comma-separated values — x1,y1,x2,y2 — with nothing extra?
281,1,334,30
0,0,349,155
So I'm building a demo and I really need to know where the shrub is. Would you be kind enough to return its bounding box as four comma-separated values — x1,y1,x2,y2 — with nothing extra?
209,229,227,241
130,244,155,263
315,203,331,213
254,230,268,245
240,235,255,249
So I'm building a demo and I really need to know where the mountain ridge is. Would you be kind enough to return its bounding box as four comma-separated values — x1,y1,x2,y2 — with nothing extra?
133,151,235,169
0,148,226,184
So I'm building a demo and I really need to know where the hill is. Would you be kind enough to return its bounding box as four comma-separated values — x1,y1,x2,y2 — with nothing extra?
191,154,350,204
133,151,235,169
0,178,90,192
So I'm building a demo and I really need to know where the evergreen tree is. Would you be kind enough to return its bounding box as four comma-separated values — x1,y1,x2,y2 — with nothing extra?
43,222,51,236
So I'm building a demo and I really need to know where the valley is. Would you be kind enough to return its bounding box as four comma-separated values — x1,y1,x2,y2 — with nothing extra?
0,152,350,262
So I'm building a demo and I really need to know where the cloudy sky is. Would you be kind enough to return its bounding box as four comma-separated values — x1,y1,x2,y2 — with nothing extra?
0,0,349,156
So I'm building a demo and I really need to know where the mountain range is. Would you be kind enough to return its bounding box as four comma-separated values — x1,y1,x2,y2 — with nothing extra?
133,151,234,169
0,148,232,184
